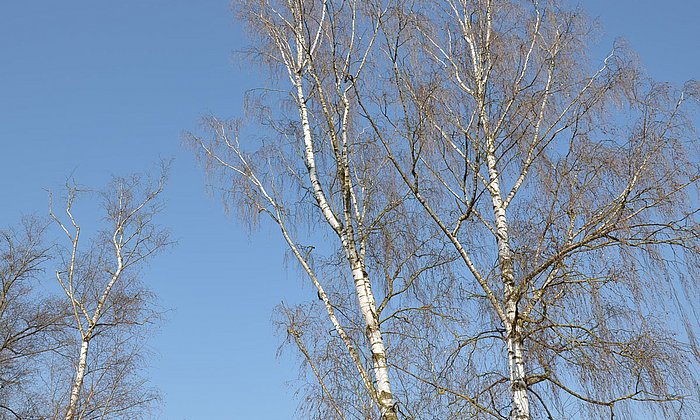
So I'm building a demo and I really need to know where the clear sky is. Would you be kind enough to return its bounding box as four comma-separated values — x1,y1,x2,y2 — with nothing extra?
0,1,697,419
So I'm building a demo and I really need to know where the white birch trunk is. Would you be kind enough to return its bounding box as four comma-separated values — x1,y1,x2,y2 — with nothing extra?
486,147,530,420
350,264,397,419
65,338,90,420
507,325,529,420
293,71,397,419
460,1,530,414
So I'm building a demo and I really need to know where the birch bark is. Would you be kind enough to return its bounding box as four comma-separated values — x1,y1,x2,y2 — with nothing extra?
349,263,396,419
485,113,530,420
474,2,530,415
65,339,90,420
483,117,530,419
294,71,397,419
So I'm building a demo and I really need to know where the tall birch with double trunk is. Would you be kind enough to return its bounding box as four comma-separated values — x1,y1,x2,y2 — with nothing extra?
50,171,168,420
190,0,459,417
351,0,700,418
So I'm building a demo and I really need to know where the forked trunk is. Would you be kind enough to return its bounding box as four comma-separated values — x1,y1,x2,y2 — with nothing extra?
293,64,397,418
487,146,531,419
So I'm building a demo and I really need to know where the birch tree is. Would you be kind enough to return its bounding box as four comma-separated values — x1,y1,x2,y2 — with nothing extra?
194,0,699,418
50,171,168,420
352,0,700,418
188,1,464,417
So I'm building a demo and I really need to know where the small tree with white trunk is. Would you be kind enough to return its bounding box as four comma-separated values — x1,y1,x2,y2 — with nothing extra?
50,170,168,420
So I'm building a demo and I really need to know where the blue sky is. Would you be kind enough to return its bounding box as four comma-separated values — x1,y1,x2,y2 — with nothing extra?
0,1,698,419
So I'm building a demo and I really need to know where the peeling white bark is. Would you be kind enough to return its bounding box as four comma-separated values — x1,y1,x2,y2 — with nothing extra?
293,64,397,418
65,338,90,420
350,264,396,419
507,331,529,420
295,78,344,236
486,144,530,420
